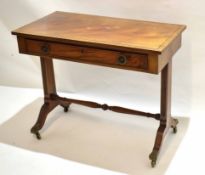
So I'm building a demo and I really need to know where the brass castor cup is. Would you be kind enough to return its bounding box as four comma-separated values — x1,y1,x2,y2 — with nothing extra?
173,126,177,133
149,150,158,167
63,106,69,112
31,124,41,140
61,104,71,113
35,131,41,140
171,118,179,134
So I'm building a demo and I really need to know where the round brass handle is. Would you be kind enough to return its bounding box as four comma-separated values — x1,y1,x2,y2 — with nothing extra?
41,44,50,53
117,55,127,65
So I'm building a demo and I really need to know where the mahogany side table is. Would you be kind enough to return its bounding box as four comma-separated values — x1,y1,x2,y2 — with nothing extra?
12,11,186,167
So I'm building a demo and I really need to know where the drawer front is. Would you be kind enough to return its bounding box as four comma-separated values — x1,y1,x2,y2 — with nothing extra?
23,39,148,70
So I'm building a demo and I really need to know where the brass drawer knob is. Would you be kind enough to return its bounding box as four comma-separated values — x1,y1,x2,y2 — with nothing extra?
41,44,50,53
117,55,127,65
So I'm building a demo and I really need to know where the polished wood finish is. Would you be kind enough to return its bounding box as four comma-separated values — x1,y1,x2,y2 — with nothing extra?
13,11,186,74
40,57,56,97
12,11,185,53
12,11,186,167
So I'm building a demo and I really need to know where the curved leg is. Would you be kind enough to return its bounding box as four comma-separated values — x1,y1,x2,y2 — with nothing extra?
31,57,57,140
149,123,167,167
149,117,179,167
149,60,176,167
31,100,58,139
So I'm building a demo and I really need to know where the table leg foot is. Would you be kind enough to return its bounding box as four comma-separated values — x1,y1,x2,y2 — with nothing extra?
149,117,179,167
64,106,69,112
149,123,167,167
30,100,58,140
31,123,41,140
149,149,158,167
60,103,71,113
171,118,179,134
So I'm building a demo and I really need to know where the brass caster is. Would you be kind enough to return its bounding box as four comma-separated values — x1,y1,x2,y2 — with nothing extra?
35,132,41,140
61,104,70,113
31,124,41,140
171,118,178,134
151,160,156,167
173,127,177,133
149,150,158,168
64,106,69,112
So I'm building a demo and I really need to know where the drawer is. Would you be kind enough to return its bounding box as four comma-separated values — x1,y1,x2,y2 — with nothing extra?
22,38,148,70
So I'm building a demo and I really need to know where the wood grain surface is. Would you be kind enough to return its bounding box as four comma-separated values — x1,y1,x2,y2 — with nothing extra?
12,11,186,53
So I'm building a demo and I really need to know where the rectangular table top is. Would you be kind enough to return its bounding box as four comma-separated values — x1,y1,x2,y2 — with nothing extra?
12,11,186,53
